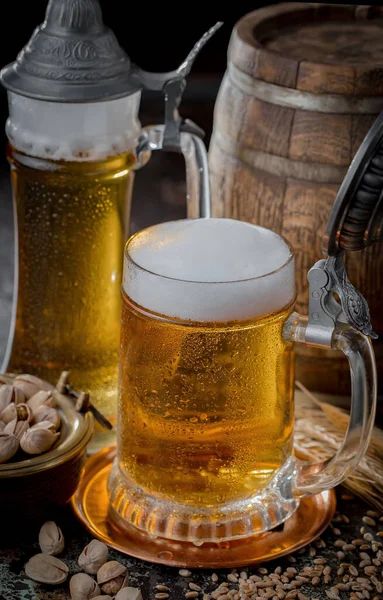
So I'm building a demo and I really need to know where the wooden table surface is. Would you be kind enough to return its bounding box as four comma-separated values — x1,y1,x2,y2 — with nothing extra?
1,489,381,600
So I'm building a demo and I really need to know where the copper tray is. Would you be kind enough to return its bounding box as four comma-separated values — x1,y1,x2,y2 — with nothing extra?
71,447,336,569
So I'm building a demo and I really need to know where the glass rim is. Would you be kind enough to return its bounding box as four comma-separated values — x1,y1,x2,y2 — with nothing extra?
125,218,295,285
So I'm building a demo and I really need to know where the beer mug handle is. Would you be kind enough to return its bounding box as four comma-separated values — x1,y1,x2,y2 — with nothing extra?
284,257,377,498
133,24,223,221
135,124,211,219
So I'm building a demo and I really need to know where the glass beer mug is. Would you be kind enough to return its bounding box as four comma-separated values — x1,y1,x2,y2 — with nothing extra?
108,214,377,543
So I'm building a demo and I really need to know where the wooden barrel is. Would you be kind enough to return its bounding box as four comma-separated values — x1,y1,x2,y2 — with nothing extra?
209,2,383,396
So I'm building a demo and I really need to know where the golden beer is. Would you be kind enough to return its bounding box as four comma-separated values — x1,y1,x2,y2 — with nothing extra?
119,295,294,507
6,146,135,426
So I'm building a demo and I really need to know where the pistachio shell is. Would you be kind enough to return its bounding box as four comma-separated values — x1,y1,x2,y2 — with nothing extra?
24,553,68,584
0,385,14,413
0,385,25,407
12,387,26,405
92,597,112,600
20,424,60,454
2,402,33,424
0,421,5,432
39,521,65,555
0,402,16,424
14,374,54,399
33,405,60,430
97,560,127,585
70,573,101,600
32,420,57,432
15,420,30,440
78,539,109,575
3,418,16,434
0,432,19,463
115,588,143,600
0,374,14,386
4,418,29,440
27,390,56,412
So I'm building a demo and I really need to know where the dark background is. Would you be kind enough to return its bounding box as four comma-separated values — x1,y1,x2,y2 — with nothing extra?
0,0,372,169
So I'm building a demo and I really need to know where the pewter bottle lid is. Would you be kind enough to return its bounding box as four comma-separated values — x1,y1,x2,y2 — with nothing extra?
0,0,141,102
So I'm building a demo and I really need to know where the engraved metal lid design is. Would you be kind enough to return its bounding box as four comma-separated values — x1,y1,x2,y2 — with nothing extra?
0,0,141,102
323,110,383,256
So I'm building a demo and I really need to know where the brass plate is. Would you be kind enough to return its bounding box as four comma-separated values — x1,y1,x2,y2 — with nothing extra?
71,447,336,569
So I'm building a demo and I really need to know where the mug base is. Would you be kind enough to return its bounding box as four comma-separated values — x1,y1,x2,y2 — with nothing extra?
71,446,337,567
107,455,299,543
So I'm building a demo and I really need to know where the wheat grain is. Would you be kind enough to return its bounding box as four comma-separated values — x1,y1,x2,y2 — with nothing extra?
294,382,383,510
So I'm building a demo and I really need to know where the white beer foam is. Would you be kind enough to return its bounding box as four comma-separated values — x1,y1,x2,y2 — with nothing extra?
6,92,141,161
124,218,295,322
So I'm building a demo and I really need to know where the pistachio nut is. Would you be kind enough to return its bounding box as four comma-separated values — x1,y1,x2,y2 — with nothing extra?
78,539,109,575
4,417,29,440
20,423,60,454
24,553,68,584
39,521,65,555
0,421,5,432
1,402,32,424
27,390,56,412
33,405,60,430
115,588,143,600
0,384,25,413
97,561,128,595
17,403,33,422
0,432,19,463
69,573,101,600
14,374,54,399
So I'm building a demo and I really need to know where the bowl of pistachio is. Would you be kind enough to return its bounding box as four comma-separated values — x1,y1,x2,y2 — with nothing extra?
0,371,94,522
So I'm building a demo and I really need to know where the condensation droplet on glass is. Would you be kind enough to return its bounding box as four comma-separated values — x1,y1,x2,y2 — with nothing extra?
200,413,208,421
218,541,230,549
190,417,198,423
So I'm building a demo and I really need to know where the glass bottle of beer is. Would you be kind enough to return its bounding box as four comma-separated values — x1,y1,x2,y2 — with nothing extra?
0,0,145,450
